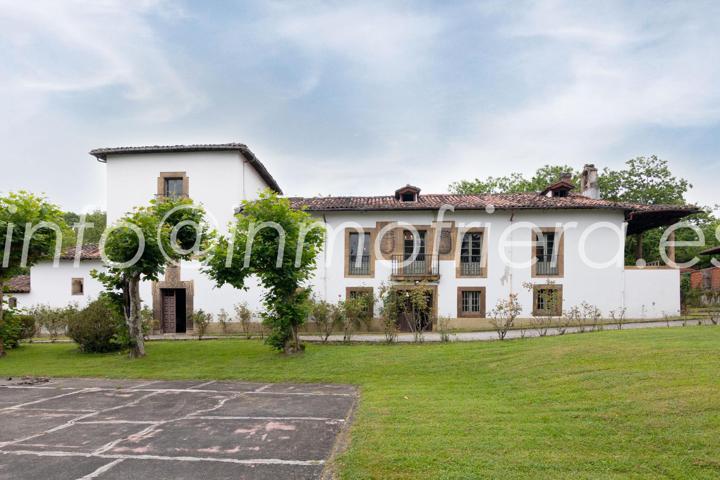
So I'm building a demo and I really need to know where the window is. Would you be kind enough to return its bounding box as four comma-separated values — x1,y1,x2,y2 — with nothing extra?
348,232,371,276
157,172,188,199
71,278,84,296
401,192,416,202
346,287,374,317
532,284,562,316
533,229,563,277
164,177,184,198
460,231,484,276
8,297,17,309
403,230,426,258
457,287,486,318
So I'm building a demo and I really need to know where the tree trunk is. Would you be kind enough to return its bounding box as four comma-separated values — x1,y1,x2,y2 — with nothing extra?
0,281,5,358
126,274,146,358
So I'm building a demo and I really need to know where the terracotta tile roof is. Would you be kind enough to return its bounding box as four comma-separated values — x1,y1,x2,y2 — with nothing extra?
61,244,102,260
289,192,694,213
89,143,282,194
289,192,699,234
5,275,30,294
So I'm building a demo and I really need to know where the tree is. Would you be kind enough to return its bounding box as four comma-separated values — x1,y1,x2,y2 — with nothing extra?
0,192,68,357
63,210,107,247
599,156,690,205
450,165,579,194
93,197,207,358
203,190,324,353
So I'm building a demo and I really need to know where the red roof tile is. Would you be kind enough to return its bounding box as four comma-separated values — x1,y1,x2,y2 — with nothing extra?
5,275,30,294
289,192,695,214
61,244,102,260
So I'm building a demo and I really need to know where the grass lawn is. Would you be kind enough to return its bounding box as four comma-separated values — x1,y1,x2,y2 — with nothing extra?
1,327,719,479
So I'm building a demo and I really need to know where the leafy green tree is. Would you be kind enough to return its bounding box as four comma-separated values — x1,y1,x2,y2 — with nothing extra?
203,190,324,353
450,165,579,194
63,210,107,247
0,192,68,357
93,198,207,358
599,156,691,205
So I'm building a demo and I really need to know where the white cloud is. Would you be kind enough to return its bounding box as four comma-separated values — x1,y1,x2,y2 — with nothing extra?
444,0,720,202
0,0,201,122
258,1,445,84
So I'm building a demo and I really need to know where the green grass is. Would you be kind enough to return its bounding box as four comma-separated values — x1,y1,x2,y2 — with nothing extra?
1,328,719,479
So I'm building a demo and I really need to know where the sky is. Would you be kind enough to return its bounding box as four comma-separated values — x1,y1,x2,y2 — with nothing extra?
1,0,719,213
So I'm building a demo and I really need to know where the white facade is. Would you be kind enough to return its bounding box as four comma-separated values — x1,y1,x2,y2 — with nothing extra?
105,150,268,232
308,208,681,324
16,145,682,328
103,149,273,324
11,260,105,309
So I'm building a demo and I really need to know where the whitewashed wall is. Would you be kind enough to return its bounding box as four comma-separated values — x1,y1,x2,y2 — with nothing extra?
623,268,681,318
105,150,273,316
307,208,677,319
12,261,105,310
105,150,269,232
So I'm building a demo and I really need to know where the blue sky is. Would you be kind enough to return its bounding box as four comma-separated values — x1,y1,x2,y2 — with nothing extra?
1,0,719,212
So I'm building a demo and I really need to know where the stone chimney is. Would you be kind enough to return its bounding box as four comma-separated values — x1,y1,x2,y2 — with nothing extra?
580,164,599,199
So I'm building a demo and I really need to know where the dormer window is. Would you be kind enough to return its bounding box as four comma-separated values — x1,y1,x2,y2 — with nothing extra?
395,185,421,202
540,173,575,198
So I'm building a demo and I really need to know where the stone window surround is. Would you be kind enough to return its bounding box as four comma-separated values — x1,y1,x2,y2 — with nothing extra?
157,171,190,198
455,227,488,278
345,286,375,317
531,283,563,317
344,228,376,278
531,227,565,278
456,287,486,318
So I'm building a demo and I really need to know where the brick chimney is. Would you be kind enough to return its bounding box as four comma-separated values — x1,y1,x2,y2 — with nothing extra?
580,164,599,199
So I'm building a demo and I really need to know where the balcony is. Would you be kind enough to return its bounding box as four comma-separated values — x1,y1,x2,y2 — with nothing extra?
459,260,484,276
348,254,371,276
391,254,439,280
535,254,559,276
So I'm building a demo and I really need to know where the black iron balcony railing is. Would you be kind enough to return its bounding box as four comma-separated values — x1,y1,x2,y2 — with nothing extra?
348,254,371,275
392,254,439,278
460,260,484,276
535,254,559,275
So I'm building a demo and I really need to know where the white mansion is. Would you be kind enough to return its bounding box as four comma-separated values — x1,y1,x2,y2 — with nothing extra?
7,144,697,332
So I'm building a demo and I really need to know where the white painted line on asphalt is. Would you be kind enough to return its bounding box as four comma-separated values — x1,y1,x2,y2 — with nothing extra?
2,384,355,397
191,415,345,422
0,388,92,411
75,459,125,480
1,449,327,466
0,391,163,449
189,380,217,389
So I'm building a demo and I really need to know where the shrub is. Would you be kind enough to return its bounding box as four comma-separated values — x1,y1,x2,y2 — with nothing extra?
489,293,522,340
437,316,453,342
0,310,35,348
309,298,338,343
67,298,125,353
340,292,373,343
609,307,627,330
234,303,253,339
191,310,212,340
217,308,230,335
30,304,76,342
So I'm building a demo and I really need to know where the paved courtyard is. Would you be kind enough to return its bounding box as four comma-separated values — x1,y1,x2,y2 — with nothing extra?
0,377,357,480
